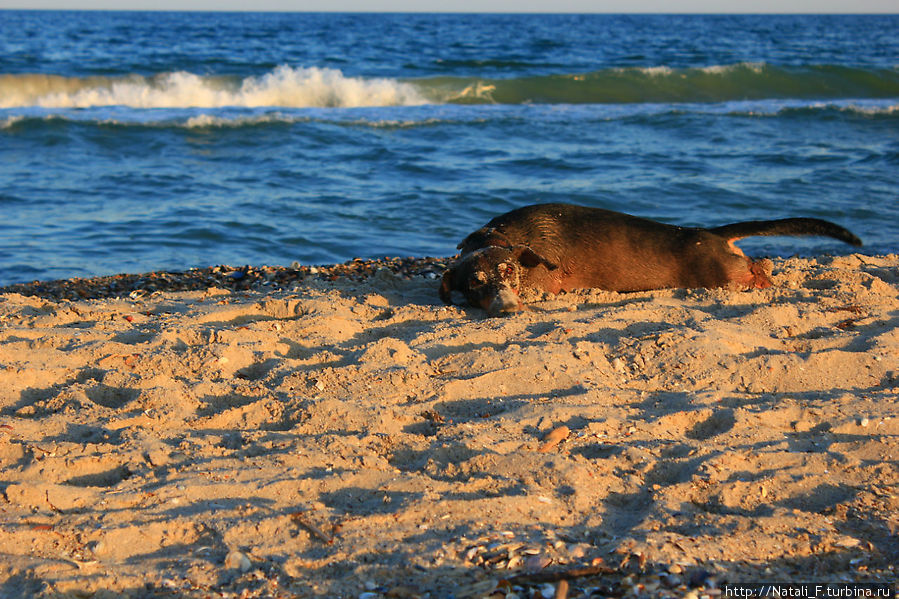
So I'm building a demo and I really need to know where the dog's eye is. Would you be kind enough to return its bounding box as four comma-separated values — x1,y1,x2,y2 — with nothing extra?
498,263,514,277
469,271,487,287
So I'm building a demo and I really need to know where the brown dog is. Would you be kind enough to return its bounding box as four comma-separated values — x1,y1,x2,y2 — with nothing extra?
440,203,862,316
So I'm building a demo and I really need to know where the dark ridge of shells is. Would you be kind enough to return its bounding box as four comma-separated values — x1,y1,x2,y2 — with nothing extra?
0,257,452,301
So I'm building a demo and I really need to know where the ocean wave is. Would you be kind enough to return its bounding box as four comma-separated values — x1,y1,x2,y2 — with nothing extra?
418,63,899,105
0,66,428,109
2,63,898,111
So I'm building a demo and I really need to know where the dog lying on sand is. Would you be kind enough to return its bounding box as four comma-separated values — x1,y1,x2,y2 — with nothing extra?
440,203,862,316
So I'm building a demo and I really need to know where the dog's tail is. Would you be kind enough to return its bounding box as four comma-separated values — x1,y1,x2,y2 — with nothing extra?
708,218,862,247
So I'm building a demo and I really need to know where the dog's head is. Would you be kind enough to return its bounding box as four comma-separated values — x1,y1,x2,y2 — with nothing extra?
439,245,558,316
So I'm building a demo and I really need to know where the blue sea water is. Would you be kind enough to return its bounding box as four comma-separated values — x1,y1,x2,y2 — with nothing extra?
1,12,897,286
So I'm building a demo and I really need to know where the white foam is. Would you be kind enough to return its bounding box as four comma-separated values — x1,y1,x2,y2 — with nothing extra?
839,101,899,116
638,66,674,77
0,114,26,129
700,62,765,75
182,112,301,128
446,81,498,103
0,66,429,109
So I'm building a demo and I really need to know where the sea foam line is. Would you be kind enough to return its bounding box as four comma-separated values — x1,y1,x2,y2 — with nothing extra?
2,96,895,131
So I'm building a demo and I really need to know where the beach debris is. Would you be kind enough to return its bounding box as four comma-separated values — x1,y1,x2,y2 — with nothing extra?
537,426,570,452
290,511,335,544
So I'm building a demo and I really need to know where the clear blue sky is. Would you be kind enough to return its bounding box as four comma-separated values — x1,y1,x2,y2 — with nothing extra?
1,0,896,11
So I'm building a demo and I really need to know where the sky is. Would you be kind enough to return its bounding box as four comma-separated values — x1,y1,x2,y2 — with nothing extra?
1,0,897,11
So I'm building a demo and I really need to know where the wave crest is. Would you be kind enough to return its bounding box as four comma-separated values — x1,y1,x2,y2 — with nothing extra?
2,63,897,112
0,66,429,109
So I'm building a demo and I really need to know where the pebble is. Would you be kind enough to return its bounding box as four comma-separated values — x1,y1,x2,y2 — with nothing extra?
568,543,590,559
858,417,869,427
224,550,251,572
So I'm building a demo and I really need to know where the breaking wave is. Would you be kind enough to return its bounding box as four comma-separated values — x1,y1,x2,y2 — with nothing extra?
1,63,897,117
0,66,428,109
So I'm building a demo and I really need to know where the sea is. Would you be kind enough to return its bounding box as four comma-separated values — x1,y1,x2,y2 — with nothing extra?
1,11,897,286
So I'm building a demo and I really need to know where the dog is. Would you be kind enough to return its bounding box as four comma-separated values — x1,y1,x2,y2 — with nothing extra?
440,203,862,316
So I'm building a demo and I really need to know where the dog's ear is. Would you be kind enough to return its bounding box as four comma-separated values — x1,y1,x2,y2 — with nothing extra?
512,245,559,270
439,267,456,304
457,226,494,250
458,227,512,252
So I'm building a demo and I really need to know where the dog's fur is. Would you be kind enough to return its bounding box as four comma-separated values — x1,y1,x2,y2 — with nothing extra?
440,203,862,316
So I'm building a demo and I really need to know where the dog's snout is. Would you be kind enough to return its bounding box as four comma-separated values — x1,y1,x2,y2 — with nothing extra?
484,287,522,317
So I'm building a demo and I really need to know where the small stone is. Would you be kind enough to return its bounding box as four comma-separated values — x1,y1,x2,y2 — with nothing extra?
688,569,712,588
224,550,251,572
88,541,105,555
568,542,591,559
858,417,869,427
220,432,244,450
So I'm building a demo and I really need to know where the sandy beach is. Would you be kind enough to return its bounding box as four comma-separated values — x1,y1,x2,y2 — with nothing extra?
1,253,897,598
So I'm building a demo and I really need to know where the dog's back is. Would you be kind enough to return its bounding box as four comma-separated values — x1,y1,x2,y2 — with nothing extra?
459,203,731,292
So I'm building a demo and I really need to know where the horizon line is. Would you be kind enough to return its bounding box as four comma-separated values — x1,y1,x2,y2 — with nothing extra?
1,7,898,13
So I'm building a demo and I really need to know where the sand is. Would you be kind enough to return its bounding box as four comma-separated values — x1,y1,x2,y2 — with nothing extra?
0,254,897,598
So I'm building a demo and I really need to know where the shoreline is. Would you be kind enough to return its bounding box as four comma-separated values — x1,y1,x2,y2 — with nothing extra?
0,256,450,302
1,253,897,598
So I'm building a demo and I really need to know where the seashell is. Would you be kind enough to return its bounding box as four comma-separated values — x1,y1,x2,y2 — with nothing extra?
525,554,552,572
